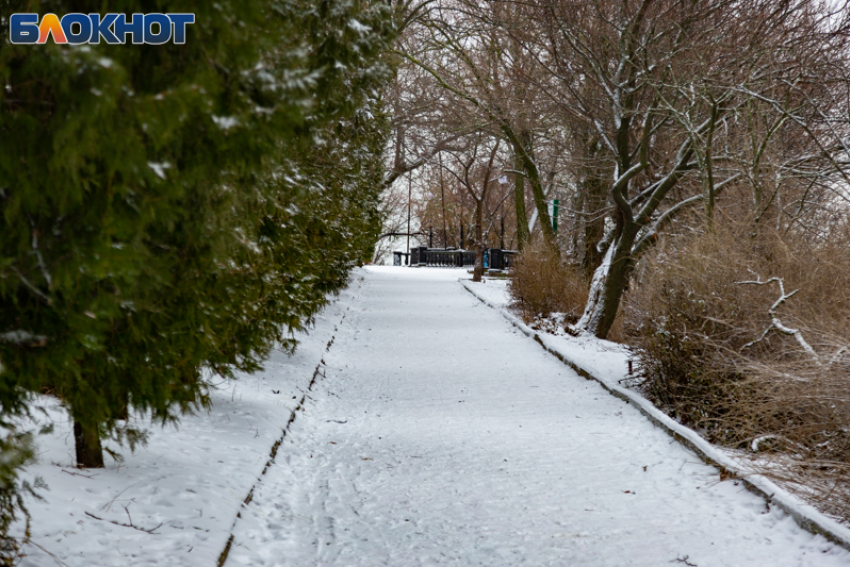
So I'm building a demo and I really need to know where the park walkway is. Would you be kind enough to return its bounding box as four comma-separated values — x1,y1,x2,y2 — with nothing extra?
225,267,848,566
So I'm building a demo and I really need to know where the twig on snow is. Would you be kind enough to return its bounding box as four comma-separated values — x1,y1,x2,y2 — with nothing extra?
85,510,163,534
27,539,71,567
61,469,96,479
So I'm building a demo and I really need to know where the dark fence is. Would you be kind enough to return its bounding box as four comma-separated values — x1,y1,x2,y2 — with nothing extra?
424,248,474,267
400,247,518,270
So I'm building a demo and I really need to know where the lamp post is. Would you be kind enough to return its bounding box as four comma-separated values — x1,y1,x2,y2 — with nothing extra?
406,174,412,265
498,174,508,249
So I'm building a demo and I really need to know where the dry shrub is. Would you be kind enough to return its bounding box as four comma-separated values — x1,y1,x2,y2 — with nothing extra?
624,221,850,517
508,239,588,323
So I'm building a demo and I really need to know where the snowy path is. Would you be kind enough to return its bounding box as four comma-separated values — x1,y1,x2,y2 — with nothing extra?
225,267,849,567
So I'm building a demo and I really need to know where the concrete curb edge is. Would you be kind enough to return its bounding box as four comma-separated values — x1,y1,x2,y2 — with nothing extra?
460,278,850,552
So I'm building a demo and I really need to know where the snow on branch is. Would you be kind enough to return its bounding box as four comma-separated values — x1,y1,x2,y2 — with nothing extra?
736,276,820,364
0,330,48,346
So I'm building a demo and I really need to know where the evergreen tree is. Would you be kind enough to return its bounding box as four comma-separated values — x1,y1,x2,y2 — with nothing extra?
0,0,393,474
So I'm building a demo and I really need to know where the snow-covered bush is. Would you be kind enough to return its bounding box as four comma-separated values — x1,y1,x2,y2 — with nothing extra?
624,222,850,517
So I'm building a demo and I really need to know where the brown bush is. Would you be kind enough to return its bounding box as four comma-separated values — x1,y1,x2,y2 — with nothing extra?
624,221,850,517
508,240,588,323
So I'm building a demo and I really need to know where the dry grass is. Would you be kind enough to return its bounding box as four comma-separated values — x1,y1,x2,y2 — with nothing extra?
508,239,589,323
623,221,850,520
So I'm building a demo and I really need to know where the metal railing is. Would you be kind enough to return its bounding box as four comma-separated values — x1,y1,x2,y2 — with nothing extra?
401,246,517,269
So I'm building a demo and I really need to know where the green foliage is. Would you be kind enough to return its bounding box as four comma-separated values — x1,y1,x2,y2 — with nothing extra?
0,424,40,566
0,0,392,526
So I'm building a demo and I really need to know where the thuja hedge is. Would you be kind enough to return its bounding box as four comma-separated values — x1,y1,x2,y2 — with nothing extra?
0,0,392,550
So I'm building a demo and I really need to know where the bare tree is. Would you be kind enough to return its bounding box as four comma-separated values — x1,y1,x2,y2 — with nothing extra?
510,0,850,338
398,0,568,252
440,136,505,280
387,0,850,341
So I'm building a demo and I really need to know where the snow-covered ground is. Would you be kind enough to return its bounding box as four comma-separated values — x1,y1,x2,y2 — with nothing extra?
17,267,850,565
460,274,850,548
17,278,361,566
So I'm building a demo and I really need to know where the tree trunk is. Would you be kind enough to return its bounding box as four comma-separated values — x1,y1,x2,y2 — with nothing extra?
472,200,485,282
582,176,607,278
576,223,639,339
74,419,104,468
521,149,557,253
506,130,557,254
513,151,529,251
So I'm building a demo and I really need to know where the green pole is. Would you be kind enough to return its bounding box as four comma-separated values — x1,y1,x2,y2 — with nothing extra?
552,199,559,233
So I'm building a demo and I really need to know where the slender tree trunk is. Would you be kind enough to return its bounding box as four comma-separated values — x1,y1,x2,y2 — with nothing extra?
526,163,554,246
439,153,449,248
582,176,607,278
506,131,557,253
569,184,585,263
521,153,557,252
74,419,104,468
472,199,485,282
513,150,529,251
